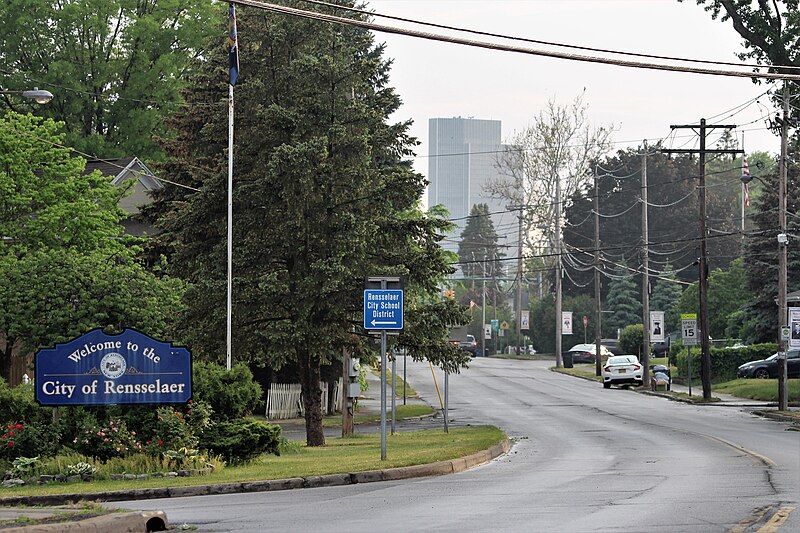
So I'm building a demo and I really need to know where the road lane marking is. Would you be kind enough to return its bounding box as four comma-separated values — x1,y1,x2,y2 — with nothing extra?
728,506,771,533
756,505,796,533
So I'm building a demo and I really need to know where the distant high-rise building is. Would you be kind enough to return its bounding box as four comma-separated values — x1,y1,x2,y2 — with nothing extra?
428,117,512,253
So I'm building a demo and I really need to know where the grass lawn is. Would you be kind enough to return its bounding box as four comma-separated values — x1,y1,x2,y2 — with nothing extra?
714,378,800,403
554,364,601,381
0,426,505,499
321,404,434,427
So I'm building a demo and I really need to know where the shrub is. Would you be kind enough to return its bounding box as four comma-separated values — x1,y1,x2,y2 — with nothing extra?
145,406,197,455
0,380,51,427
73,418,143,461
619,324,644,356
192,362,263,420
198,419,281,463
675,343,777,382
0,420,59,461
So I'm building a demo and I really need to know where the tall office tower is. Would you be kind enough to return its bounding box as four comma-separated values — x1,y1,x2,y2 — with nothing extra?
428,117,512,253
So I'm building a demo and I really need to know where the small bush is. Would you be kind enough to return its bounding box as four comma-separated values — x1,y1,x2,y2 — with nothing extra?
199,419,281,463
72,418,143,461
192,362,263,420
619,324,644,356
0,420,59,461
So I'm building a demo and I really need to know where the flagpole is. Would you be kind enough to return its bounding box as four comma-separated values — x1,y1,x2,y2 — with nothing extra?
227,82,234,371
226,2,239,372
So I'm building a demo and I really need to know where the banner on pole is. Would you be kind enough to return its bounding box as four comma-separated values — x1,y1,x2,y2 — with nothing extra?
562,312,573,335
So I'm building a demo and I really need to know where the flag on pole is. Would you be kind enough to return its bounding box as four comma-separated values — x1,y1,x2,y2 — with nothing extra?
228,3,239,86
742,158,750,208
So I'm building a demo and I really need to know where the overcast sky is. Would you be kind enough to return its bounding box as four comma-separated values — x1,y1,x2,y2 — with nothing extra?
366,0,783,186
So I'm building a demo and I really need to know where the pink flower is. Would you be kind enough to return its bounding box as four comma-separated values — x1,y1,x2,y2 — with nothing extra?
97,431,102,436
103,438,108,442
131,431,136,435
116,447,120,452
6,442,12,447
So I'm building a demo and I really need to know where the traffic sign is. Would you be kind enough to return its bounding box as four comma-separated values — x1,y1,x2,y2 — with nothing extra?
363,289,404,330
681,315,698,346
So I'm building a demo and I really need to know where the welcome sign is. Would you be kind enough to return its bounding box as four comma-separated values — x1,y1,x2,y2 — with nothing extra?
35,328,191,406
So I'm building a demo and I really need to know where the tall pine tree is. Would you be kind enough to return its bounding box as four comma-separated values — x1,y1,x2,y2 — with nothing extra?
151,2,466,446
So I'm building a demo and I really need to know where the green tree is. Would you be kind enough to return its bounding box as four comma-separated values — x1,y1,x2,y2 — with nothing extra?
676,259,756,340
650,265,685,332
457,203,504,306
0,0,218,159
682,1,799,69
605,263,642,335
741,167,800,342
153,3,468,446
0,112,185,382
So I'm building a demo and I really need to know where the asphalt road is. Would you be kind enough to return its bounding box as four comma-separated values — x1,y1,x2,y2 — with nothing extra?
116,357,799,532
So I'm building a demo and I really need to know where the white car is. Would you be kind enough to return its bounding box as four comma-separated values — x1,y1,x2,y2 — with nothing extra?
602,355,644,389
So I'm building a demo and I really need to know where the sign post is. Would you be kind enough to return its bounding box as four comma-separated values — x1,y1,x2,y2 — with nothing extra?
681,313,698,396
364,277,403,461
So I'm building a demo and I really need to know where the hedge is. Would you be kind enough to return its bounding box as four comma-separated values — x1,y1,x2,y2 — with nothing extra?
674,343,777,383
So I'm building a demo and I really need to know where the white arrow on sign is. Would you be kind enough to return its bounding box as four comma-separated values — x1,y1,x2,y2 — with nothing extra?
371,320,398,327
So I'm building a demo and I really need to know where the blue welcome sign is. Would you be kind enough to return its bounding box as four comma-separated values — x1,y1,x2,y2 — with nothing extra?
35,328,191,406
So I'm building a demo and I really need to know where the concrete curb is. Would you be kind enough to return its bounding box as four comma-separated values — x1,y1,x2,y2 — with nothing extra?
0,439,510,510
1,511,167,533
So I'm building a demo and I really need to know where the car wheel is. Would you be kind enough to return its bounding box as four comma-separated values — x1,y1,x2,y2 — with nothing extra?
603,382,611,389
754,368,770,379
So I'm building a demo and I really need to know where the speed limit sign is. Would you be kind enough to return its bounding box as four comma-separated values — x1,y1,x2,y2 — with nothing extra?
681,313,697,346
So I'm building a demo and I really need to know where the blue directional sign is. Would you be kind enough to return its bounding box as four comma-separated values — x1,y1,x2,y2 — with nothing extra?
364,289,404,330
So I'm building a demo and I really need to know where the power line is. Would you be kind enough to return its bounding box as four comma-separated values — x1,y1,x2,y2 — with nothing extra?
232,1,800,82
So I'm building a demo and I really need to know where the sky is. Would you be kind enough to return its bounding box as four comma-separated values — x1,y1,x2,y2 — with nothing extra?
366,0,783,192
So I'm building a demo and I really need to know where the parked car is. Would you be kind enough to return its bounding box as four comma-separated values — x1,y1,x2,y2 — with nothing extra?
602,355,644,388
458,334,480,356
565,343,613,364
737,349,800,379
601,339,624,356
651,331,680,358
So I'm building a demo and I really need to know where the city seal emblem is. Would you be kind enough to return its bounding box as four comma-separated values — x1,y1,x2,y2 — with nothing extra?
100,352,127,379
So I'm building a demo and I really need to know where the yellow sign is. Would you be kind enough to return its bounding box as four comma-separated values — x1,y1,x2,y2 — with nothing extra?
500,321,510,330
680,313,697,320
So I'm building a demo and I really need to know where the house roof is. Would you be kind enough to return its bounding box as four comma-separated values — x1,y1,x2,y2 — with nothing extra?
83,156,163,191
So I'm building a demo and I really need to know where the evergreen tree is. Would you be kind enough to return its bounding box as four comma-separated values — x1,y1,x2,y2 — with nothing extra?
457,203,504,305
650,265,685,332
152,3,467,446
605,262,642,335
741,152,800,343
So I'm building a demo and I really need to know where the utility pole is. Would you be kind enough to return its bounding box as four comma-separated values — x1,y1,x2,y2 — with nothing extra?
515,207,524,355
662,120,742,400
778,81,789,411
555,173,564,368
482,254,487,359
641,145,651,386
594,167,603,377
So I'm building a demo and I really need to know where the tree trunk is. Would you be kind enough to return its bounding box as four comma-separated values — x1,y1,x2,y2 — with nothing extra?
299,351,325,446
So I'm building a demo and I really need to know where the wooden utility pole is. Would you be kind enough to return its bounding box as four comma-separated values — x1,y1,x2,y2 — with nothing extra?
594,167,603,377
662,121,743,400
516,206,524,355
555,173,563,367
778,81,789,411
641,146,650,386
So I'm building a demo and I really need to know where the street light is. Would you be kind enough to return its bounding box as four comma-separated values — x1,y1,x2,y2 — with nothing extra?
1,87,53,105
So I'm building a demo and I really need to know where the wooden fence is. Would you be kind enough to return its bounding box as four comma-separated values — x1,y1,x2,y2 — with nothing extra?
266,379,342,419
